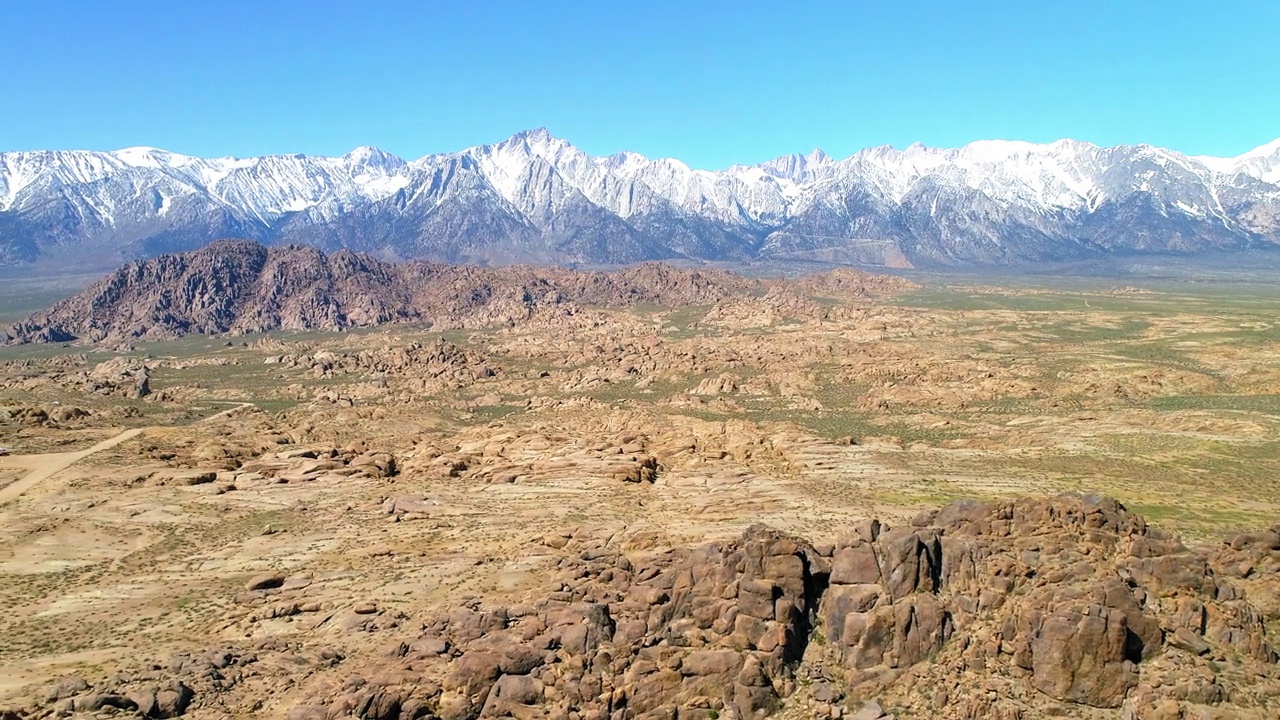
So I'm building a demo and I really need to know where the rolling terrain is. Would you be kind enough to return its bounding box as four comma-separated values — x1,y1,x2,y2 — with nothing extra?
1,247,1279,719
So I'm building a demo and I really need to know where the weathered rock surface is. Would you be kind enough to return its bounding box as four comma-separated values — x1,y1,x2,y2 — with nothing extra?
2,240,911,347
8,496,1278,719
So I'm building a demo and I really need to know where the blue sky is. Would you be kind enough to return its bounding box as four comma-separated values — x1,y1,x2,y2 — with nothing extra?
2,1,1277,168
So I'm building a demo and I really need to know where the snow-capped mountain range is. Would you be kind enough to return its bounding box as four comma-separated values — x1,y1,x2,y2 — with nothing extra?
3,128,1279,269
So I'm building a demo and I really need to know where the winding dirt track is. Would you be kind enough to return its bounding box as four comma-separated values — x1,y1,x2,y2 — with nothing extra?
0,402,252,506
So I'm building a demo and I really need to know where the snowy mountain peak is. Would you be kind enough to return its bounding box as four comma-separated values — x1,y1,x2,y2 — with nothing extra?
1191,139,1280,182
1232,139,1280,185
603,151,648,170
1239,138,1280,160
345,145,396,160
1047,138,1102,155
113,146,190,168
960,139,1054,161
511,126,553,142
806,148,832,165
759,149,834,181
3,130,1280,268
343,145,405,170
497,127,566,155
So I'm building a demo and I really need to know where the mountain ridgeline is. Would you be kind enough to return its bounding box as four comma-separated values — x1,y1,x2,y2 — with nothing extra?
2,130,1279,269
0,239,911,346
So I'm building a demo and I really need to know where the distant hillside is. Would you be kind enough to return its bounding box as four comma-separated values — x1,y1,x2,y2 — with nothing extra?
0,239,911,346
3,130,1279,269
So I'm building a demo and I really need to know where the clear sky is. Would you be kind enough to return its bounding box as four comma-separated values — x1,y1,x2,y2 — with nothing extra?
2,1,1277,168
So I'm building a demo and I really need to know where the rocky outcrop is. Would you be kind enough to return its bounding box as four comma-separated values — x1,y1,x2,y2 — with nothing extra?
9,496,1278,719
0,355,152,400
288,525,823,720
234,445,399,484
2,240,912,347
287,495,1279,719
0,404,91,428
266,338,500,391
85,357,151,397
405,431,660,486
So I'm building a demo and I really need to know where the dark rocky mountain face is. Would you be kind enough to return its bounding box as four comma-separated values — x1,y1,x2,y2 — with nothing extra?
2,132,1278,270
0,239,911,347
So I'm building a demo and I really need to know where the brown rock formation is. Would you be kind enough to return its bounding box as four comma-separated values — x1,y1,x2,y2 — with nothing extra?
1,239,913,347
14,495,1274,719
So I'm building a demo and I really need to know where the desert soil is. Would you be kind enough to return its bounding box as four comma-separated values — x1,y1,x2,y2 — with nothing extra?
2,276,1279,719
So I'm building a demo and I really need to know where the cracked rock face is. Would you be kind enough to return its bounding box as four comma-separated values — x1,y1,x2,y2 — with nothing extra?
14,495,1276,720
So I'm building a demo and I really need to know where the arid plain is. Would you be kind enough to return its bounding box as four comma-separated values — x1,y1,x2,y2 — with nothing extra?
2,262,1279,720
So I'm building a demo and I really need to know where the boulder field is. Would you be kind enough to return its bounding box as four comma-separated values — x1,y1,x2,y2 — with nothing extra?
11,495,1278,720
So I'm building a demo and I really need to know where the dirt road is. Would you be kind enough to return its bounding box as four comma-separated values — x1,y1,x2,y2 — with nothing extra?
0,402,253,506
0,428,145,505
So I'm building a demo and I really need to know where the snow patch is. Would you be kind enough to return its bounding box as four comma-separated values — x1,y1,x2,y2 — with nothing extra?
4,131,1280,250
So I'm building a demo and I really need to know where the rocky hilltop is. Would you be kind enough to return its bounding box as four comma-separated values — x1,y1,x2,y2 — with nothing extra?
0,240,910,347
7,496,1277,719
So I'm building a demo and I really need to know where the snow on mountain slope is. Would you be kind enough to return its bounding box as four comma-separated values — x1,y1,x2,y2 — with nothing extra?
1228,139,1280,186
468,128,797,225
2,131,1279,268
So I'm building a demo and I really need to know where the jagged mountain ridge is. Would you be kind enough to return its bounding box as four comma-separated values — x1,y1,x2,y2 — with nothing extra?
3,130,1280,268
0,239,910,346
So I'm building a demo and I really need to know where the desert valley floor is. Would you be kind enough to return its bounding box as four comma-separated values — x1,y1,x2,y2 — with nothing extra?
2,266,1279,720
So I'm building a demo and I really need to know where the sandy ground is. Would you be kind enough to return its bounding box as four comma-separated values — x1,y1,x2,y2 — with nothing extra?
2,281,1280,712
